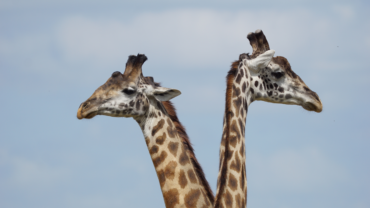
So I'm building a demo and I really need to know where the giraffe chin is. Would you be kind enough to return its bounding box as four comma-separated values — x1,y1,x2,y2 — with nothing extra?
85,112,98,119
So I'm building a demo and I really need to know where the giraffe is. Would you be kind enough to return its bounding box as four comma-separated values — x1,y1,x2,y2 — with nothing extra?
76,54,214,208
214,30,323,208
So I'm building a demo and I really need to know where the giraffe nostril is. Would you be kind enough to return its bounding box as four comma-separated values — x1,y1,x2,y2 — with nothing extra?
82,102,89,108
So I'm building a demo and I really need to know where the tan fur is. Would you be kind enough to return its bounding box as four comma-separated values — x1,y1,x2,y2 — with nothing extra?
162,101,215,205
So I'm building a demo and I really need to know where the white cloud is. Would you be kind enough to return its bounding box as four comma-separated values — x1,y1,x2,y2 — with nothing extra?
248,147,348,192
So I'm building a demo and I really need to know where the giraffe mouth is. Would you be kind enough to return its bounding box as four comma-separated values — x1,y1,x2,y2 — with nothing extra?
302,102,322,113
85,111,98,119
77,106,98,119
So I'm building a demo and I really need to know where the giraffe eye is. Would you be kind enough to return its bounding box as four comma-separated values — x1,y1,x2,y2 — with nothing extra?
122,88,136,95
271,72,284,79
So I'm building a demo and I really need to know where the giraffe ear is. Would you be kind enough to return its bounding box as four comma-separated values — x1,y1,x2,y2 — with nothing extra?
245,50,275,72
151,87,182,101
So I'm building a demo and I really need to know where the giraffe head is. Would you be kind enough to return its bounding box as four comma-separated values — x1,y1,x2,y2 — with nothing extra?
240,30,323,112
77,54,181,119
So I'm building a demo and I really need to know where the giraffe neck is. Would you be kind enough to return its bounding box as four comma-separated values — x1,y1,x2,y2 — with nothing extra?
215,61,252,208
135,99,214,208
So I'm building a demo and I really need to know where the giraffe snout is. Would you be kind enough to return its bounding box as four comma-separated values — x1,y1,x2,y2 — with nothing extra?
77,106,84,119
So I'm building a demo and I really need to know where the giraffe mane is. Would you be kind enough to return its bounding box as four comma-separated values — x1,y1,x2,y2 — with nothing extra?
148,79,215,204
162,100,215,204
214,60,239,207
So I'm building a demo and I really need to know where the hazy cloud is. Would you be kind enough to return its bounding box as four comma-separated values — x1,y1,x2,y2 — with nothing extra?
8,157,70,191
332,5,355,20
250,147,348,192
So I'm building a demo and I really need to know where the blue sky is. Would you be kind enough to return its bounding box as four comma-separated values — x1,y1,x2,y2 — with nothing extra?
0,0,369,208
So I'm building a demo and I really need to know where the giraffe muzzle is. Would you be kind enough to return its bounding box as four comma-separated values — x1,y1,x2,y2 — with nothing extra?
77,103,99,119
302,101,323,113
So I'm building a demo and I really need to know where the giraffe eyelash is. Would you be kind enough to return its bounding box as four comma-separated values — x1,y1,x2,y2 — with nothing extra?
271,71,284,79
122,88,136,95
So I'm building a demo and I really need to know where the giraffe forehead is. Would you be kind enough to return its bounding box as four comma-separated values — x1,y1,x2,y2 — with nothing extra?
96,75,153,97
271,56,302,79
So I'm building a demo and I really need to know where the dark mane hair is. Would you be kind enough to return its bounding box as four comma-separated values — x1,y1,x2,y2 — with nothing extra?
214,60,239,207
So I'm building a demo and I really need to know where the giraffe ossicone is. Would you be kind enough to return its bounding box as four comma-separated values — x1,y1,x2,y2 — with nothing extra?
77,54,214,208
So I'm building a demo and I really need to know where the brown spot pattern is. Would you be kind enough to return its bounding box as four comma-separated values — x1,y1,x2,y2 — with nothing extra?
224,189,233,208
235,73,242,84
179,170,188,189
233,85,241,97
238,118,245,137
230,120,241,143
153,151,167,168
168,142,179,157
185,189,201,208
188,169,198,184
179,146,190,166
135,99,140,111
239,69,244,78
235,194,241,208
150,145,159,154
156,132,167,145
163,188,180,208
227,150,234,161
157,169,166,188
201,190,210,206
239,142,245,157
167,126,177,138
232,97,242,118
164,161,177,180
230,153,241,172
166,118,177,138
229,135,237,148
242,82,246,93
152,119,165,136
228,173,238,191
